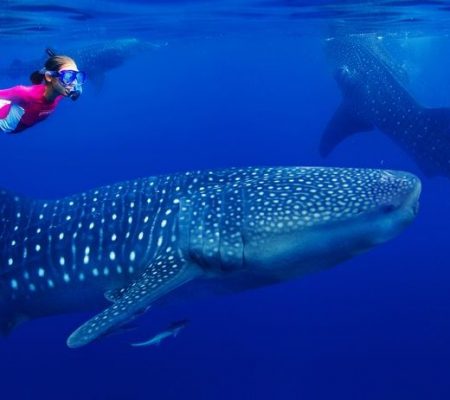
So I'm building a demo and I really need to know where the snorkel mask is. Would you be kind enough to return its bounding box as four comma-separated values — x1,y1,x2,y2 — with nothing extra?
41,68,87,101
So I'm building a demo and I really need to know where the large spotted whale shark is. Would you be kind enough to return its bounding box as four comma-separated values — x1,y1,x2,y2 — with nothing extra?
0,167,421,348
321,35,450,178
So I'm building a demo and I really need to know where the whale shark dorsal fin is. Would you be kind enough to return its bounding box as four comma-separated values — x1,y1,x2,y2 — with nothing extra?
320,102,374,157
66,251,199,348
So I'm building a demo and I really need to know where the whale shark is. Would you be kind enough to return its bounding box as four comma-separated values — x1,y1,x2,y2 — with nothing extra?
320,35,450,178
1,38,164,90
0,166,421,348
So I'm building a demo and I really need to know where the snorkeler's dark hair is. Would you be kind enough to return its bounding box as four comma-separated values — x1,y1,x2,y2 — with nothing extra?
29,48,75,85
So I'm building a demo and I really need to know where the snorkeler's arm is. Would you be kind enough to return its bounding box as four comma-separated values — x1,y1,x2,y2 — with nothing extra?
0,86,28,120
0,86,28,103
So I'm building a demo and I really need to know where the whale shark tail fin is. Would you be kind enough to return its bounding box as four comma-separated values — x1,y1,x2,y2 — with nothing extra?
320,102,374,157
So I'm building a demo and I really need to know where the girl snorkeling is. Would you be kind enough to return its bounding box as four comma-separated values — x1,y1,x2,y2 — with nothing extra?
0,49,86,134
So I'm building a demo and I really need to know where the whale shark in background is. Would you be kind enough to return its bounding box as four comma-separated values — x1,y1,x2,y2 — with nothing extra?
320,35,450,178
0,166,421,348
1,38,165,90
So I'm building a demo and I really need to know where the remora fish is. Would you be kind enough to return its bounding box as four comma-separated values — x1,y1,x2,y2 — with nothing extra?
131,320,189,347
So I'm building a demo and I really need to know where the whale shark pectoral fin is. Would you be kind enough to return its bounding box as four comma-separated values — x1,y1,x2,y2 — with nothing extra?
320,102,374,157
66,252,198,349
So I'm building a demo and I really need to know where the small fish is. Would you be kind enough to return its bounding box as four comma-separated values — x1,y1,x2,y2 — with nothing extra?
131,320,189,347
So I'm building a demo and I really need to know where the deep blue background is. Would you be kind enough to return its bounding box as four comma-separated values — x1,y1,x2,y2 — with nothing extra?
1,32,450,399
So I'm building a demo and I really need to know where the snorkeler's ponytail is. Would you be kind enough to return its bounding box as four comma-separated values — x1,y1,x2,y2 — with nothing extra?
29,70,45,85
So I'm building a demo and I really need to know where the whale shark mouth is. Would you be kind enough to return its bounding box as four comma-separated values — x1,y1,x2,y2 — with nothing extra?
405,178,421,218
381,170,421,221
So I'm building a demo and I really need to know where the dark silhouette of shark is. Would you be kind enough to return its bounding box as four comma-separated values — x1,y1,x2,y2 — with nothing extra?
321,35,450,178
2,38,165,90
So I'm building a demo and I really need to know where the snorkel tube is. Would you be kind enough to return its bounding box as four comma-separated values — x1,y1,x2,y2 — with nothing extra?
68,84,82,101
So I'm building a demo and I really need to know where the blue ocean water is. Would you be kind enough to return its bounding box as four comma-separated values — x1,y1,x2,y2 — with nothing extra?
1,0,450,399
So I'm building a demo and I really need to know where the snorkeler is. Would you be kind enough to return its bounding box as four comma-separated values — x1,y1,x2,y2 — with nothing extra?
0,49,86,134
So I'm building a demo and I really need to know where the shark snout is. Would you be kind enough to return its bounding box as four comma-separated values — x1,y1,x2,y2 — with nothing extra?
381,170,421,217
368,170,421,246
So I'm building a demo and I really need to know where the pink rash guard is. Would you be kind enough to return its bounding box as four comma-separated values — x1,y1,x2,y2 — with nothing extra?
0,84,62,133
